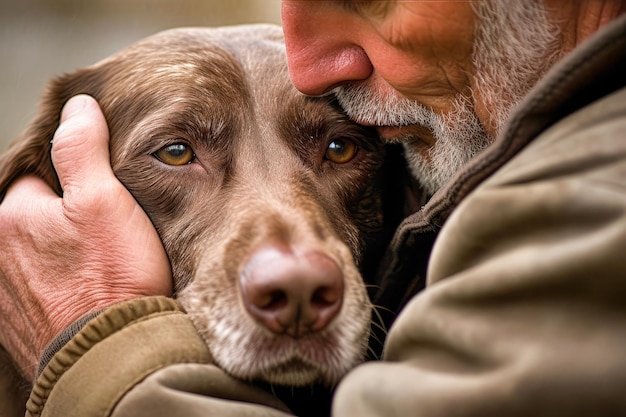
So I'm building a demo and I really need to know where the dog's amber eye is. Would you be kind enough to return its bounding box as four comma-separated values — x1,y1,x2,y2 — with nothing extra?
154,143,194,166
325,138,357,164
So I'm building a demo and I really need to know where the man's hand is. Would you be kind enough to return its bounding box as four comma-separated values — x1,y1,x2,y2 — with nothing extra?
0,95,172,380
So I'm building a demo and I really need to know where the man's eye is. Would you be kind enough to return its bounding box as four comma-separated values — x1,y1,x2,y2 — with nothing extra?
325,138,358,164
154,143,195,166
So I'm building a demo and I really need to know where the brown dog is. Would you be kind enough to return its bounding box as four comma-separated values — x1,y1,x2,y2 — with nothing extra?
0,25,393,394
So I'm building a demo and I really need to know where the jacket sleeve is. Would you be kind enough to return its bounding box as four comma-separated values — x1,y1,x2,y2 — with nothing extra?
333,89,626,416
27,296,292,417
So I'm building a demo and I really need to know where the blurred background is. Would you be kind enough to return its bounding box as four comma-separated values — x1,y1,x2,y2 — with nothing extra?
0,0,281,151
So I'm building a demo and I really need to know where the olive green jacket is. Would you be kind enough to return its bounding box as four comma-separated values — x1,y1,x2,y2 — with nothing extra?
2,13,626,417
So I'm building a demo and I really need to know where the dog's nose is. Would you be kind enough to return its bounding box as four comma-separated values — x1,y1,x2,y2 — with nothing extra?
241,247,344,337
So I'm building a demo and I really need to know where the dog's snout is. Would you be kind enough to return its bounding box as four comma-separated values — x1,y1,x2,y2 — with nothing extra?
241,247,344,337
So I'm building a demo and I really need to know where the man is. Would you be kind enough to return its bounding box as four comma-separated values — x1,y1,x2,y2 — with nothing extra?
1,1,625,416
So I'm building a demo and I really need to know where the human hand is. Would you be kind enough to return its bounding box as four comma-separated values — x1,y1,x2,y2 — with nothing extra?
0,95,172,380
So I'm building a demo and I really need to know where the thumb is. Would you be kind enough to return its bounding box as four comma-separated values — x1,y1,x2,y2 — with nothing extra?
51,94,113,195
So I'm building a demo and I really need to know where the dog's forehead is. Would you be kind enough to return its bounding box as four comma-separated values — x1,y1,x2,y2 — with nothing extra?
95,24,293,117
110,25,286,78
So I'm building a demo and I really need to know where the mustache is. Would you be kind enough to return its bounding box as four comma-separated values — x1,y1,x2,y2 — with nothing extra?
332,83,440,128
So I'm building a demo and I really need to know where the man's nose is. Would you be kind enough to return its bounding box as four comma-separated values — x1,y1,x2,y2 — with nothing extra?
281,2,373,96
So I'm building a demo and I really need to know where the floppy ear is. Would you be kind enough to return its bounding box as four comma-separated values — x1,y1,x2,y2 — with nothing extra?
0,68,108,201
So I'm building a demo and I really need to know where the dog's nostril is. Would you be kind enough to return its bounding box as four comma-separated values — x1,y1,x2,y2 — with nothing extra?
262,290,288,310
241,247,344,337
312,285,340,307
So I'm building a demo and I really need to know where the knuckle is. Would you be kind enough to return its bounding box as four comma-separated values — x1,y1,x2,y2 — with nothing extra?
63,179,125,219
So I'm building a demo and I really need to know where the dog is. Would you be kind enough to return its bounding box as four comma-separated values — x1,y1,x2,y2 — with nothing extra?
0,24,397,406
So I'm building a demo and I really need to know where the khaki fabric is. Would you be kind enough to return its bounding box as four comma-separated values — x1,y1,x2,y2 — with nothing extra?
23,296,293,417
27,297,214,417
112,364,292,417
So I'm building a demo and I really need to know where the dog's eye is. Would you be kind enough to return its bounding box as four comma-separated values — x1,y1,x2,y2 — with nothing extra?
154,143,195,166
325,138,358,164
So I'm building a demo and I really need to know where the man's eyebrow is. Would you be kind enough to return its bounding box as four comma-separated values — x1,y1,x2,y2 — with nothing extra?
339,0,393,18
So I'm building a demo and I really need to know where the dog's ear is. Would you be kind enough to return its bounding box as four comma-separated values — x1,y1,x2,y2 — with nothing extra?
0,67,108,201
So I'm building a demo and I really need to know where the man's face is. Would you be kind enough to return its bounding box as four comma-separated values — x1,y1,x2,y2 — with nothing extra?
282,1,560,195
282,1,476,116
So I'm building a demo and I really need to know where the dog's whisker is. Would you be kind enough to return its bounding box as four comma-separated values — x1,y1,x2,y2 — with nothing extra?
372,303,395,316
369,320,388,338
371,305,391,333
366,345,382,361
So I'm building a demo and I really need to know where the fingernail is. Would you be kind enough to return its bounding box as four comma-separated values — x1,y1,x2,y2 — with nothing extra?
53,95,91,144
60,95,90,123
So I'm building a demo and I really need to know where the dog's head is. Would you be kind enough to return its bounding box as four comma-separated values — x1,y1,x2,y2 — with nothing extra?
0,25,390,388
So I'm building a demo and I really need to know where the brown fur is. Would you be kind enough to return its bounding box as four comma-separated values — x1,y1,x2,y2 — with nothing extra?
0,25,391,393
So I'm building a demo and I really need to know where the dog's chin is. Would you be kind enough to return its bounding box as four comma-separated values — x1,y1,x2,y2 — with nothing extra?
181,297,371,387
207,327,369,387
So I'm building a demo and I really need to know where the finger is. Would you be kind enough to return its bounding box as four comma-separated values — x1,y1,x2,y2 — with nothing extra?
51,94,114,196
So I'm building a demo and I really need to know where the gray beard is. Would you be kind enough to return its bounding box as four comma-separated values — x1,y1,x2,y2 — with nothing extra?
333,1,561,196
